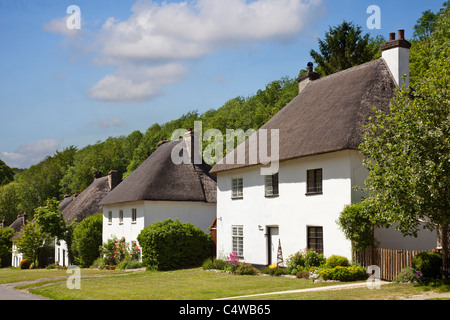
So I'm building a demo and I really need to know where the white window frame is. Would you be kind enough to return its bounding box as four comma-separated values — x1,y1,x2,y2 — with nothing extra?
232,225,244,258
131,208,137,223
108,211,112,225
119,210,123,224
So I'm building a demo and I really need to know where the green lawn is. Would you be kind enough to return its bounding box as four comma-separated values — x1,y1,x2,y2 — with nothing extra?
2,267,449,300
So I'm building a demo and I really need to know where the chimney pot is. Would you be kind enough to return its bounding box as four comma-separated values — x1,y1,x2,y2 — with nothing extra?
398,29,405,40
389,32,395,41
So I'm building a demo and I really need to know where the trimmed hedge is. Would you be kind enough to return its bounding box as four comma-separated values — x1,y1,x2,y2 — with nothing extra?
317,265,367,281
137,219,213,271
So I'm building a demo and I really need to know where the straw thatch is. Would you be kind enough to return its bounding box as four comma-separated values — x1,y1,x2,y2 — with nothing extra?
210,58,396,174
100,139,216,205
62,176,110,224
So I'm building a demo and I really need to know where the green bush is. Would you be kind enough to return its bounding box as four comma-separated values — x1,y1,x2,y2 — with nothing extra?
317,265,367,281
395,267,424,284
286,251,306,273
235,263,259,275
304,249,326,268
71,213,103,267
411,252,442,279
137,219,213,271
326,255,349,268
202,258,227,270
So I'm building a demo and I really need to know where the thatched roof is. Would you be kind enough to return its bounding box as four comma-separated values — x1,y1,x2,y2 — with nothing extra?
210,58,396,175
101,139,216,205
62,176,110,224
9,214,28,241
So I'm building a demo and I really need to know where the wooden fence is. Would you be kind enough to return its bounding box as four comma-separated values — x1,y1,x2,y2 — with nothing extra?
354,247,424,281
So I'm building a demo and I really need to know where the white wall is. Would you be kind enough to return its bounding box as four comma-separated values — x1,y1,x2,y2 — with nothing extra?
216,150,360,265
103,200,216,246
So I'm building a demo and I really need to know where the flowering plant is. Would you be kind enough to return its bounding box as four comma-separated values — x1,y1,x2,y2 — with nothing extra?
395,267,424,284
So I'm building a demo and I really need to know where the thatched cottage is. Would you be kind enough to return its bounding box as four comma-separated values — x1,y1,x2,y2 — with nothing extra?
100,132,216,248
210,30,437,266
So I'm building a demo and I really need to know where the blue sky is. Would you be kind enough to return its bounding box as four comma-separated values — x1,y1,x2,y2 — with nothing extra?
0,0,444,168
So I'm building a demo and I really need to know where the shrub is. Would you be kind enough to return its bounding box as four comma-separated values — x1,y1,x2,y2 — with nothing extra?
317,265,366,281
411,252,442,279
202,258,228,271
286,251,305,272
235,263,258,275
137,219,213,271
304,249,326,268
117,258,143,270
20,259,32,269
395,267,424,284
326,255,349,268
71,213,103,267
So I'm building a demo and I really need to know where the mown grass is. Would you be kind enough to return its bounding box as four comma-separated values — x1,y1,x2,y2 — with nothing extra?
2,267,449,300
24,268,337,300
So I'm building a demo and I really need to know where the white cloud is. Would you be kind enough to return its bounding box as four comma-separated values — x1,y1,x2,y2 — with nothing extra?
0,139,62,169
45,0,323,103
97,0,322,63
87,63,187,103
43,16,80,38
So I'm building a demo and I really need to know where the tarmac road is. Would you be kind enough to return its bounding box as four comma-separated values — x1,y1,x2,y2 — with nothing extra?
0,281,50,300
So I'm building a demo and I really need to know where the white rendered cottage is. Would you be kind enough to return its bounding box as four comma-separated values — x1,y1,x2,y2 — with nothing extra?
55,171,116,266
100,134,217,250
210,30,437,266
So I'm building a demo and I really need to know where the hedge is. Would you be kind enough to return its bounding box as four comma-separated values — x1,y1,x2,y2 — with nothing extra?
137,219,213,271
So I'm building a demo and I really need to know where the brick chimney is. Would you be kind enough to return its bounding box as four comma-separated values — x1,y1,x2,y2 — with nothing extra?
381,29,411,87
108,169,118,191
23,212,28,226
297,62,320,94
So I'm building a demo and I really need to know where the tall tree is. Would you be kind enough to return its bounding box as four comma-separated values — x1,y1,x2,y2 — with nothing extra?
360,43,449,278
310,21,384,76
0,159,14,186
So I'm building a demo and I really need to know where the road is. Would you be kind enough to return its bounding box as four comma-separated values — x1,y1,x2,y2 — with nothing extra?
0,281,50,300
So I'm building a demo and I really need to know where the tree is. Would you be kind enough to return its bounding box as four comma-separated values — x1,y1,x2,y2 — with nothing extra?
0,159,14,186
337,201,384,255
0,227,14,267
309,21,384,76
14,221,53,267
34,198,76,264
71,213,103,267
413,9,437,40
359,44,449,278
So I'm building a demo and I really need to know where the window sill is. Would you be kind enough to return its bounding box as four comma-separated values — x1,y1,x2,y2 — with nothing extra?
119,222,123,225
265,194,279,198
305,191,323,196
231,196,243,200
131,221,136,224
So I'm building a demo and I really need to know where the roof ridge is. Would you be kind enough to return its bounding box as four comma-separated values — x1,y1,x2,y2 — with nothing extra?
307,58,383,86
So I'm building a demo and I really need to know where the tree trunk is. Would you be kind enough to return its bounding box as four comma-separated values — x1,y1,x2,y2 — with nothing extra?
442,224,449,279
